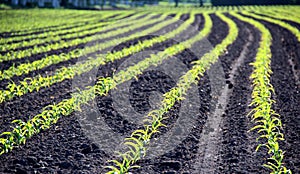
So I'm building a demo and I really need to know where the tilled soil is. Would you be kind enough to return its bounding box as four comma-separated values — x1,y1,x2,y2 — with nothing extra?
0,13,204,173
0,14,163,72
0,13,127,38
0,13,198,132
215,14,268,174
1,14,160,54
126,13,229,174
0,14,187,90
0,12,299,174
251,12,300,31
2,14,135,45
261,20,300,174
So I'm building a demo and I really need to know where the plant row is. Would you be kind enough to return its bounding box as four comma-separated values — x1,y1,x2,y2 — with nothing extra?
0,12,185,104
0,10,77,32
231,12,291,174
0,13,162,63
0,10,115,34
241,11,300,42
255,9,300,25
0,13,172,82
0,12,133,47
0,14,101,35
0,18,109,51
105,12,238,174
0,12,203,156
272,7,300,18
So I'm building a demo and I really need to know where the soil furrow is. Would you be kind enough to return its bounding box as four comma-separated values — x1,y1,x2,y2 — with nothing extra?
193,14,255,173
0,14,203,173
128,13,229,174
96,14,202,136
283,20,300,30
252,12,300,30
0,13,125,38
1,14,137,45
0,14,194,134
259,20,300,174
0,9,299,174
0,14,188,90
0,14,165,73
211,14,269,174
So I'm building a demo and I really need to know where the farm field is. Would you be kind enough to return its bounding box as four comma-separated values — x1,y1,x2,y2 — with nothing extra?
0,6,299,173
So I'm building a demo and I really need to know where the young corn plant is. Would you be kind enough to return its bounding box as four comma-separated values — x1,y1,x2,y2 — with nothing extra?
0,13,175,81
104,12,237,174
0,13,182,104
0,12,207,157
242,11,300,42
0,10,111,35
0,14,160,63
230,12,291,174
0,13,129,52
0,12,116,44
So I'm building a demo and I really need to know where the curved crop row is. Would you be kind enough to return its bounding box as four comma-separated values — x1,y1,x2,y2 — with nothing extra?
0,13,184,103
231,12,291,174
0,12,133,47
1,18,110,52
0,13,160,63
254,10,300,25
241,11,300,42
0,12,206,156
105,12,238,174
0,14,162,80
0,10,76,32
0,14,102,36
273,7,300,18
0,10,116,34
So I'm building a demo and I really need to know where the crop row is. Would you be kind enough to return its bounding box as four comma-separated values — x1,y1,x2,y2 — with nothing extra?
271,6,300,18
241,11,300,42
0,14,114,51
0,10,117,34
0,14,174,89
231,12,291,174
0,14,151,80
0,7,297,174
0,13,162,63
0,11,202,156
0,12,133,47
255,9,300,25
0,10,76,32
0,13,183,104
105,11,238,173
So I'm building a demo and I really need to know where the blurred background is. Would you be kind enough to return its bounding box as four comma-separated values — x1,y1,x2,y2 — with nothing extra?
0,0,299,9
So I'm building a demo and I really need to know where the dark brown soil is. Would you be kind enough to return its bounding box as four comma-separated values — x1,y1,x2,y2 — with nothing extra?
0,13,204,174
0,11,299,174
215,13,268,174
0,14,130,45
0,13,195,132
260,19,300,174
118,13,230,174
0,13,129,38
0,14,166,72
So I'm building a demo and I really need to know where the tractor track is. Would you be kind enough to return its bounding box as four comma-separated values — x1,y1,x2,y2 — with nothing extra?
0,10,299,174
